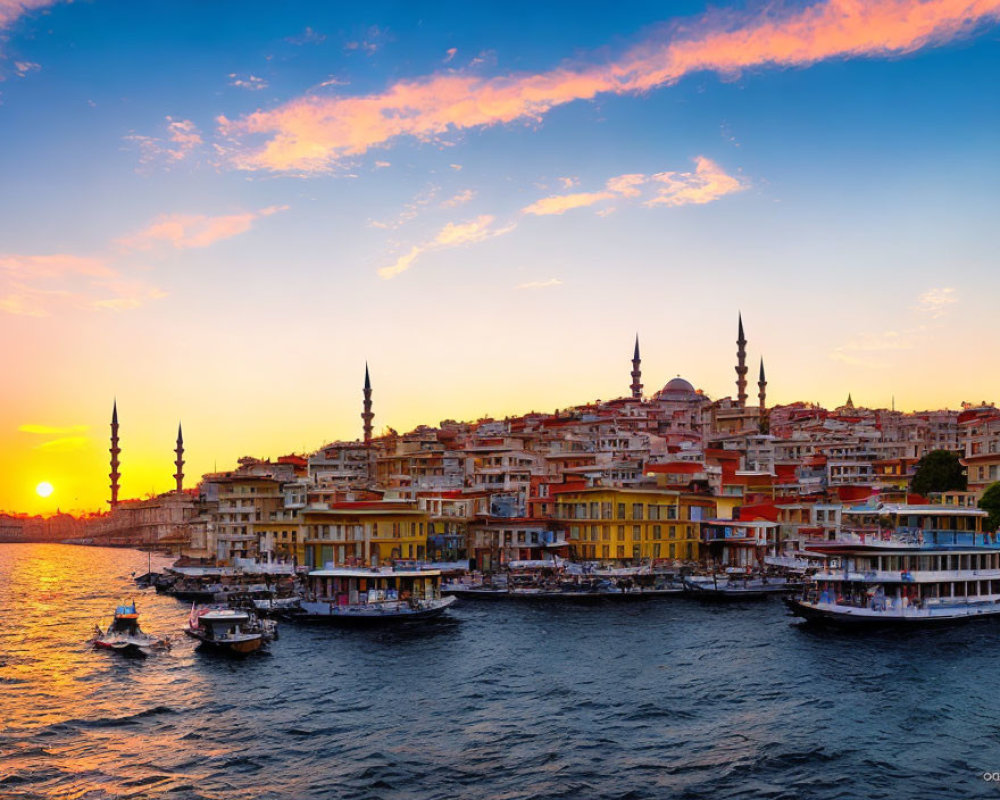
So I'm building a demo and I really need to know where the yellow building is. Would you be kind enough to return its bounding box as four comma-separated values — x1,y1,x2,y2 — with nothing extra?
553,488,715,564
302,502,430,569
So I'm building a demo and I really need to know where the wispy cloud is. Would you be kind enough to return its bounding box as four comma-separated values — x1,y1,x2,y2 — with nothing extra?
14,60,39,77
915,287,958,318
517,278,563,289
646,156,745,206
829,289,957,367
378,215,515,279
344,25,388,56
444,47,457,63
0,254,164,317
218,0,1000,173
0,0,56,30
17,422,90,453
19,423,88,435
523,191,614,216
441,188,476,208
117,205,288,251
229,73,268,91
368,185,439,229
523,157,744,215
830,330,914,366
286,26,326,46
125,116,203,169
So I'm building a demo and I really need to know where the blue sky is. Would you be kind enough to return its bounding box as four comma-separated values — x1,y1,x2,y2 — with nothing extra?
1,0,999,512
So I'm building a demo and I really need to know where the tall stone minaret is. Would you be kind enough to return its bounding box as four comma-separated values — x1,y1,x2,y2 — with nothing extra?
174,423,185,494
630,335,642,400
758,359,768,433
736,313,748,408
362,364,373,446
109,400,120,509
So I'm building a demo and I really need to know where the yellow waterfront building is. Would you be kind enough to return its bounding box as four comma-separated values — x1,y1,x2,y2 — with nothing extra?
301,501,430,569
553,488,715,563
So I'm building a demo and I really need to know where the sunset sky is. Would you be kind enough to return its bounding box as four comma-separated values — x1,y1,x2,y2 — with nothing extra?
2,0,998,514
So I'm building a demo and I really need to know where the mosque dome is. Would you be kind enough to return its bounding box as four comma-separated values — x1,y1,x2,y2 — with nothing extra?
655,376,700,402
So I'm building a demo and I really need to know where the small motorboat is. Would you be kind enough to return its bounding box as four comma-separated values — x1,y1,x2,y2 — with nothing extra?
185,605,270,655
92,601,170,656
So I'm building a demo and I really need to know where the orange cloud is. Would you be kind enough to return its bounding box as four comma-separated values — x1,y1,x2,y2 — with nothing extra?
0,253,164,316
220,0,1000,172
0,0,56,29
126,117,203,169
523,157,744,215
914,286,958,318
117,205,287,250
441,188,476,208
646,156,745,206
378,215,515,279
522,191,614,216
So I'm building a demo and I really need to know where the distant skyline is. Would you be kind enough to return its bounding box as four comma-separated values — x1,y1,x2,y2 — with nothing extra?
2,0,999,514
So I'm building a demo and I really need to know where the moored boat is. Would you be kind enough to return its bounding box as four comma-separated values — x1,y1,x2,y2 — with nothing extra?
185,606,269,654
786,503,1000,627
298,567,456,626
683,572,798,599
92,601,170,656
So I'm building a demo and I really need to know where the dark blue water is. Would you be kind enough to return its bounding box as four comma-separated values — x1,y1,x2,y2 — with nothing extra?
1,544,997,799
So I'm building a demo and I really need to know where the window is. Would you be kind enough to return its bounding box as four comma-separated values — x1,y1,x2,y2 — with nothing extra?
649,505,660,521
601,502,612,520
653,525,662,540
602,525,610,541
632,503,643,520
590,502,599,518
617,503,626,520
669,526,676,539
632,525,641,541
667,505,678,520
653,543,661,558
668,543,675,558
602,546,610,559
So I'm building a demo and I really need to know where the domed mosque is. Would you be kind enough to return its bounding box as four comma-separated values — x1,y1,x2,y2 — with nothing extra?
653,376,700,403
627,313,768,436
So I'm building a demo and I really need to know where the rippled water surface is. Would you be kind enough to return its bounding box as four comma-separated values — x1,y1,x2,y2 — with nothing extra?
2,544,999,799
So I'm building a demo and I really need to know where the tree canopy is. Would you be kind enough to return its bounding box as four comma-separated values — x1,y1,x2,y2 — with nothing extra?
979,482,1000,532
910,450,967,496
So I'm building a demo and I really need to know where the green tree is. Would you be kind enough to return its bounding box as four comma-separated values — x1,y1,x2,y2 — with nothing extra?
910,450,967,496
979,482,1000,532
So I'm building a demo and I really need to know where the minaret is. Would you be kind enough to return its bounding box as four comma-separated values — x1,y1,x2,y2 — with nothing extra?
109,400,120,509
362,363,373,445
630,335,642,400
736,312,748,408
758,358,768,433
174,423,185,494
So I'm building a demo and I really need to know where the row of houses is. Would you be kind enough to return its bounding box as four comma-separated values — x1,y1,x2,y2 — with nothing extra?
76,330,1000,568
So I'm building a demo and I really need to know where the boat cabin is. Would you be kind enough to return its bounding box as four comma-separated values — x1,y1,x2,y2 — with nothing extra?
306,567,443,606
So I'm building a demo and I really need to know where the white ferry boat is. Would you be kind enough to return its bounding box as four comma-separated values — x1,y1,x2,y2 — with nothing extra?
298,567,456,626
786,504,1000,626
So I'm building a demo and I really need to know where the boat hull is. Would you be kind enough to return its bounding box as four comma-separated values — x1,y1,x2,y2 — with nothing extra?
444,586,681,602
93,639,149,656
295,596,456,626
785,597,1000,628
184,629,264,654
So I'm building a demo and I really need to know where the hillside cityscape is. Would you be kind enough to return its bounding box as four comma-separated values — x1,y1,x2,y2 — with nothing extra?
6,319,997,570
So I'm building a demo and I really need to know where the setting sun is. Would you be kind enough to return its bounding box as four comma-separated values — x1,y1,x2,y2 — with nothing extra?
35,482,54,498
